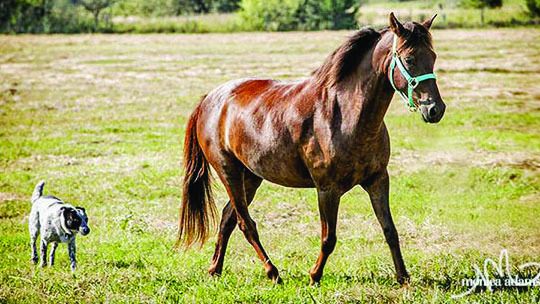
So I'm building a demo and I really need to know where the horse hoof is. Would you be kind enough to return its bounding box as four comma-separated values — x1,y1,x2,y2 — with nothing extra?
309,276,321,286
208,266,222,277
309,269,322,285
266,266,281,284
398,275,411,287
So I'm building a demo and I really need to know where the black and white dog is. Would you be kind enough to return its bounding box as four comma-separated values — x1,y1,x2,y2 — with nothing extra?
29,181,90,271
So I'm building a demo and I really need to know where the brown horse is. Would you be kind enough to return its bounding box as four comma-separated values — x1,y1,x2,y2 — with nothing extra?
177,13,445,285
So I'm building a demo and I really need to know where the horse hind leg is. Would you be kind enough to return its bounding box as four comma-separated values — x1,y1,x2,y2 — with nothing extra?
215,161,280,283
208,171,262,276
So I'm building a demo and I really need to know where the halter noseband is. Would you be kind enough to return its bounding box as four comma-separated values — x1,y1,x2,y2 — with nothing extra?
389,34,436,111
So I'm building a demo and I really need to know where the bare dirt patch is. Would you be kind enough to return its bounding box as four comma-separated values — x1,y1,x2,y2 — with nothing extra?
390,150,540,173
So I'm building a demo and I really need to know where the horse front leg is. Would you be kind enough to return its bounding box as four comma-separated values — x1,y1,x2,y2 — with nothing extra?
362,170,409,286
310,189,341,285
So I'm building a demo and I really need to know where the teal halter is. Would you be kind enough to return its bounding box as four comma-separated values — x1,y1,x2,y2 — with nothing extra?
389,35,436,111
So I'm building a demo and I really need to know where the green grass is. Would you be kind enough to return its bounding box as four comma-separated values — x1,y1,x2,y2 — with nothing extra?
0,28,539,303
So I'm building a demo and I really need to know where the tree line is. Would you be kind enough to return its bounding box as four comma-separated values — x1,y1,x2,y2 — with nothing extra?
0,0,361,33
0,0,242,33
1,0,539,34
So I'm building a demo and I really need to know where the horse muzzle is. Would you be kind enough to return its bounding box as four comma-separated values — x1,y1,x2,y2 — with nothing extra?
419,100,445,123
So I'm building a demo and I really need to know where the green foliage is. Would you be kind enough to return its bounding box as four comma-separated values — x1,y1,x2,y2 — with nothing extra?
0,0,51,33
295,0,360,30
212,0,240,12
45,0,95,33
526,0,540,17
112,14,242,33
0,0,95,33
0,0,240,33
238,0,299,31
178,0,212,13
459,0,503,9
238,0,359,31
77,0,116,31
112,0,178,16
0,0,18,30
0,0,536,33
175,0,241,14
112,0,240,16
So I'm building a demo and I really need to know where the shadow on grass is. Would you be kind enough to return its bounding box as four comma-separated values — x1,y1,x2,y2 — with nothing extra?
107,258,146,270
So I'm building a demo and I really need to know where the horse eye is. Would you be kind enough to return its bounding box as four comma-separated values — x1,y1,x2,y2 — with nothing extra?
405,56,415,65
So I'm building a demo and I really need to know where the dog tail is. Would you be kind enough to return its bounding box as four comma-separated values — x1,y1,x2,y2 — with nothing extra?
32,180,45,203
176,100,216,248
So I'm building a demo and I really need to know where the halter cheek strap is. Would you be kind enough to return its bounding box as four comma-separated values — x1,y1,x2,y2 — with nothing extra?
389,35,436,111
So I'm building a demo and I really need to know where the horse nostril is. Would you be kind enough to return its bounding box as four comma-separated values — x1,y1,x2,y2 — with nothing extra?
429,105,438,117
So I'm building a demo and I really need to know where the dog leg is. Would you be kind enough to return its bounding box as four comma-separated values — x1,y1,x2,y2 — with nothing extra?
68,240,77,271
29,211,40,265
30,230,39,265
49,242,58,266
40,239,48,268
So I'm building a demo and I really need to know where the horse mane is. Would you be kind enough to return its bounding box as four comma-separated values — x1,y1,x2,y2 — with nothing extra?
395,22,433,51
312,23,432,90
311,27,381,89
379,22,433,52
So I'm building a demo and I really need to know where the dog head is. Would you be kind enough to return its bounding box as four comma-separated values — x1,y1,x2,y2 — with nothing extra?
61,206,90,236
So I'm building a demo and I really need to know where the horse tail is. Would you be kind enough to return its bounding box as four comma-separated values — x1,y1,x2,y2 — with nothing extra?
32,180,45,204
176,99,216,248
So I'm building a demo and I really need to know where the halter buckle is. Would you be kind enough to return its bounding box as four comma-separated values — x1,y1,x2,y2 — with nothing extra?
408,78,418,89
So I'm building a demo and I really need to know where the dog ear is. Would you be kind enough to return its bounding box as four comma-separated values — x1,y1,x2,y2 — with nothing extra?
61,206,77,218
60,206,70,218
59,206,74,232
76,206,86,213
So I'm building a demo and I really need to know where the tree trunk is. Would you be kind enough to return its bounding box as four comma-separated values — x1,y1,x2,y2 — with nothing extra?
94,10,100,32
480,8,485,26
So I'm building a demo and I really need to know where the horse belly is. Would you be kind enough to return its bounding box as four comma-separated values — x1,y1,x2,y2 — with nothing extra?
246,149,315,188
229,120,314,187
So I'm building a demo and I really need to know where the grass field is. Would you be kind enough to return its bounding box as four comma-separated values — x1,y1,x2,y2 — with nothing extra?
1,28,539,303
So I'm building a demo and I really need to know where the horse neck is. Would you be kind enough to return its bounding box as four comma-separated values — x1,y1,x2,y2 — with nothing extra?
332,32,395,137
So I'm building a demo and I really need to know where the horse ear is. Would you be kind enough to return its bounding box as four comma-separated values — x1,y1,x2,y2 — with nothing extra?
422,14,437,30
389,12,405,36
